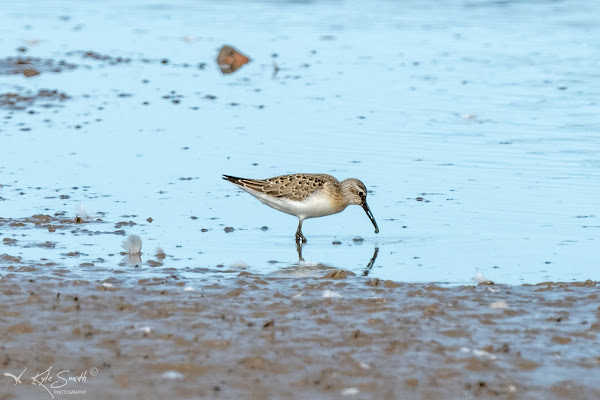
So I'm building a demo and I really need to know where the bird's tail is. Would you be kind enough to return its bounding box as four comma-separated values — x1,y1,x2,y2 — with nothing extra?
222,174,244,184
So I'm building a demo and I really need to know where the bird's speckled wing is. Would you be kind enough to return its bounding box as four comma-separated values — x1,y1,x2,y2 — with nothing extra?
223,174,338,201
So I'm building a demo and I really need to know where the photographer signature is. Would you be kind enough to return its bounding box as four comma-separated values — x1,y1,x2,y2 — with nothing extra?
3,366,97,399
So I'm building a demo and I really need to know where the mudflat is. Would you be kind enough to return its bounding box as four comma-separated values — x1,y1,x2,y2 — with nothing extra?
1,272,598,399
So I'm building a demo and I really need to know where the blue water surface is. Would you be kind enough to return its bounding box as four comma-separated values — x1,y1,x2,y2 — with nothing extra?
0,0,599,285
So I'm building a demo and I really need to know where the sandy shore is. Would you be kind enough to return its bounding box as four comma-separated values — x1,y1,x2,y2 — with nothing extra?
1,271,598,399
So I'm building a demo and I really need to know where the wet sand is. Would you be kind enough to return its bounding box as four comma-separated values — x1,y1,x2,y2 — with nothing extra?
1,272,598,399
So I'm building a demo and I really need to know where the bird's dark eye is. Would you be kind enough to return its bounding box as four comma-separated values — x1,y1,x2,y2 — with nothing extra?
358,191,364,197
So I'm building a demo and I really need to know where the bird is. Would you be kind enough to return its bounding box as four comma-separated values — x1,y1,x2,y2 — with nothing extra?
222,173,379,243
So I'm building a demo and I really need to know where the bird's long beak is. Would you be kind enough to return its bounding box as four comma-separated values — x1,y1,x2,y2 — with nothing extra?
362,202,379,234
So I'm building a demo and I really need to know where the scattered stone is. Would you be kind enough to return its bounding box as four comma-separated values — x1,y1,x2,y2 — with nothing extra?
262,319,274,329
322,270,355,279
216,45,250,74
23,68,40,77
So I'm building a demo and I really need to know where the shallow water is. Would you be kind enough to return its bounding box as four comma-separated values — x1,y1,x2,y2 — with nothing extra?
1,0,599,285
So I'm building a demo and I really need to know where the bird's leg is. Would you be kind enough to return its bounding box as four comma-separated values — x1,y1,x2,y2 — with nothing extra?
295,219,307,243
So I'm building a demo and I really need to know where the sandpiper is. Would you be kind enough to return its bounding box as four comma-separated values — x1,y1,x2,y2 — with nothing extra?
222,173,379,243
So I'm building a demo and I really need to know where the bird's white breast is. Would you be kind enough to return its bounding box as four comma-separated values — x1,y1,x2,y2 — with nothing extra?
241,187,343,219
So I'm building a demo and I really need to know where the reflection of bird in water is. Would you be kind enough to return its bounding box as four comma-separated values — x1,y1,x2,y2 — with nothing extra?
216,45,250,74
222,174,379,244
278,246,380,277
362,247,379,276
